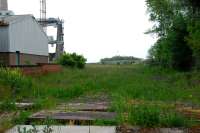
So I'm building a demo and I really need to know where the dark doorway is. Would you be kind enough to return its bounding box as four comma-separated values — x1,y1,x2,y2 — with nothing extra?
16,51,20,65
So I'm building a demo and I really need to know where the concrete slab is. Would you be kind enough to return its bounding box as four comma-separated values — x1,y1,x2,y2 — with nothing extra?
6,125,89,133
29,111,117,121
0,102,34,110
90,126,116,133
57,102,110,111
15,102,34,109
6,125,116,133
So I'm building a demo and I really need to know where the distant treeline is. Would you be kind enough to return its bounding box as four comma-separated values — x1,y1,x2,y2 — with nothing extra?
100,56,142,64
146,0,200,71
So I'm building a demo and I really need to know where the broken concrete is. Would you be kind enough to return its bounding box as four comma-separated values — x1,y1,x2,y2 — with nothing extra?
8,126,200,133
29,94,116,123
56,102,110,111
0,102,34,110
29,111,116,122
15,102,34,109
6,125,116,133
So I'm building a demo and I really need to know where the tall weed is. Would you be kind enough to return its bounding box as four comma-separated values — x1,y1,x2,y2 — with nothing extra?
0,68,32,99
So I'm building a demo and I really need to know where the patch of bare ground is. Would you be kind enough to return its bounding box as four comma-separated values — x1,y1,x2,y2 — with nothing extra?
0,112,17,133
117,125,200,133
176,106,200,120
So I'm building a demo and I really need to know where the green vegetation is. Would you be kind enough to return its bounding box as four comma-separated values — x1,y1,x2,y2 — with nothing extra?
127,104,191,127
146,0,200,70
57,52,87,69
0,68,33,100
0,1,200,131
0,1,199,132
1,64,200,130
101,56,142,65
0,99,16,112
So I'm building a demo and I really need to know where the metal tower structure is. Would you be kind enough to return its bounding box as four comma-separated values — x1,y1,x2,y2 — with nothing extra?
40,0,47,31
38,0,64,61
0,0,8,10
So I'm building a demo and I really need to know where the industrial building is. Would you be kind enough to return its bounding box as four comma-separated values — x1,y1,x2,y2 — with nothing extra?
0,15,49,65
0,0,64,66
0,0,49,66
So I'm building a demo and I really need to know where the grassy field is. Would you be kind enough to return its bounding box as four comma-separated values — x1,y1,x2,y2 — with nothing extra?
1,64,200,130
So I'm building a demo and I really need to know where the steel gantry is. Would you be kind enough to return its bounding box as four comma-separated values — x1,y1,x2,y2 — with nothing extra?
38,0,64,61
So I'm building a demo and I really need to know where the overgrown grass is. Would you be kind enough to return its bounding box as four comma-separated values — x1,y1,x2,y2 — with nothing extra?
127,104,192,127
0,68,33,101
30,64,200,126
1,64,200,127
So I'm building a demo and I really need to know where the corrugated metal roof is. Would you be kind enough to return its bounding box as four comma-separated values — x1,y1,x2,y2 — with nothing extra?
0,15,34,25
0,15,49,56
0,15,48,40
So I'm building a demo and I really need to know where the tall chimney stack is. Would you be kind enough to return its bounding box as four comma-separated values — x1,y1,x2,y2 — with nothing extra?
0,0,8,10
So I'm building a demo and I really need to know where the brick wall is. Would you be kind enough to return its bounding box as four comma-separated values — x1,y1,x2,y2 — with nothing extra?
10,64,63,76
9,53,48,66
0,52,48,66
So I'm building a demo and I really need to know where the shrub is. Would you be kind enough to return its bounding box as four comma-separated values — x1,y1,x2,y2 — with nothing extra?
0,100,16,112
186,20,200,69
0,68,33,98
57,52,87,69
14,111,31,125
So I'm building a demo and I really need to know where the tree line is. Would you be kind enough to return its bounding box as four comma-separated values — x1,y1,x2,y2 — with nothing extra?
146,0,200,71
100,56,142,65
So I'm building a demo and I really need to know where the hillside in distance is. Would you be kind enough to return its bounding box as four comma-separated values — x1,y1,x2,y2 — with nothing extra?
100,56,142,64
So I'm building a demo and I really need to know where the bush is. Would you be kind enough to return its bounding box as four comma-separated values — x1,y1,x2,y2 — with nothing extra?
187,20,200,69
148,15,193,71
14,111,31,125
0,68,33,98
57,52,87,69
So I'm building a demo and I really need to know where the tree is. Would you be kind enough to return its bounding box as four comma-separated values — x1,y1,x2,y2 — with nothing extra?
146,0,199,70
57,52,87,69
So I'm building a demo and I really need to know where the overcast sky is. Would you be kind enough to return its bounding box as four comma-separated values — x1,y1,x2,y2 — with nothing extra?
8,0,156,62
